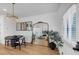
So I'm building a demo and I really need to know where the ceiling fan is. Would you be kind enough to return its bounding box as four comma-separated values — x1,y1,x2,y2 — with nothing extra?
5,3,18,19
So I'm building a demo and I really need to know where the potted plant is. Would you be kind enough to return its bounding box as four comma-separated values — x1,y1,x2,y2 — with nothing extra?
49,30,63,48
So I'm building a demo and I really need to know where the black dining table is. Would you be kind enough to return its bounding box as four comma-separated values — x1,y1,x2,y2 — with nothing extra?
5,35,26,48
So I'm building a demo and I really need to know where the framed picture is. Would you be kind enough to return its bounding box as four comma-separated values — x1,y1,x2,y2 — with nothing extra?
16,21,32,31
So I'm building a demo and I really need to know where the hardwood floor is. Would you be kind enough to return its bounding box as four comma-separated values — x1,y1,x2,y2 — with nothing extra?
0,44,59,55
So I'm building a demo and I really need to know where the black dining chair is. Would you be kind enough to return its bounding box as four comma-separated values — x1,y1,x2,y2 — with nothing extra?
11,36,21,50
20,36,26,47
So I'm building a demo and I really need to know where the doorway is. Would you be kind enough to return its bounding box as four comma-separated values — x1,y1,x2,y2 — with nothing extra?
32,21,49,47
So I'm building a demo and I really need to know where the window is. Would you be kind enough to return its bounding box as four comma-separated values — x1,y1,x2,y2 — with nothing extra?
71,13,76,41
63,4,76,41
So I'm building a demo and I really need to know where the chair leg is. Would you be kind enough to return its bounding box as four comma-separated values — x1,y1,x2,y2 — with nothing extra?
7,41,9,46
24,42,26,47
5,41,9,46
19,44,21,50
14,46,16,49
22,39,26,47
5,41,6,46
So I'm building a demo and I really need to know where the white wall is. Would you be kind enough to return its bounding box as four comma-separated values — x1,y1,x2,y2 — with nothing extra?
17,31,32,43
19,12,59,31
0,15,17,44
0,15,4,43
57,3,73,35
17,12,61,43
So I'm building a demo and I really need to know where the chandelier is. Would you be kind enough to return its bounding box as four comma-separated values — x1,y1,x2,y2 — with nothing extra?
6,3,18,19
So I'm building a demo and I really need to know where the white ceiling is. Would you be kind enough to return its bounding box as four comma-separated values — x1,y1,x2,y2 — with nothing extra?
0,3,61,17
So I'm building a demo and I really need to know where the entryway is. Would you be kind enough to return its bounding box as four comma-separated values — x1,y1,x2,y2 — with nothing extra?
32,21,49,47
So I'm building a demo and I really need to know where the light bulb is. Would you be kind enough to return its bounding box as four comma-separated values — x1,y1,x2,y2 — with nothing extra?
3,9,7,12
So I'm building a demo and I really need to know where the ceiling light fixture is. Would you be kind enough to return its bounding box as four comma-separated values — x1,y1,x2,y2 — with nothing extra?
10,3,18,19
3,9,7,12
6,3,18,19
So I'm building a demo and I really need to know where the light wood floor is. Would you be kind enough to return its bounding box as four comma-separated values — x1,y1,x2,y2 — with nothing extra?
0,44,59,55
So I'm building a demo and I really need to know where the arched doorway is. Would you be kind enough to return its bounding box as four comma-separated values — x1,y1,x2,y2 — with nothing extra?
32,21,49,47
